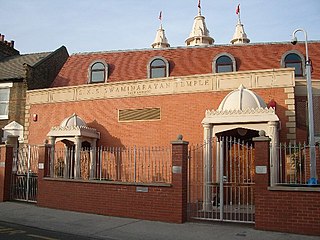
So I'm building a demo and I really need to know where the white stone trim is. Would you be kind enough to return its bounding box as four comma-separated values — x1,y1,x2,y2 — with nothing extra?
27,68,295,105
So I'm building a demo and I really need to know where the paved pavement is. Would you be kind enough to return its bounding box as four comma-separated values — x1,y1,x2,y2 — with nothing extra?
0,202,319,240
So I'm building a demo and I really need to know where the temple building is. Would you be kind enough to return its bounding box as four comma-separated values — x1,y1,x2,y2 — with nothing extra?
23,3,320,156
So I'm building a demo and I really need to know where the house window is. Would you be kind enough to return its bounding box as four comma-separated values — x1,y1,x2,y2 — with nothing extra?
0,87,10,119
90,62,106,83
148,57,169,78
284,53,303,77
213,53,236,73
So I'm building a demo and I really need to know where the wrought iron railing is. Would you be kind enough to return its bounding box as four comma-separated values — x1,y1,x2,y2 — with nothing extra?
272,142,319,185
48,146,172,184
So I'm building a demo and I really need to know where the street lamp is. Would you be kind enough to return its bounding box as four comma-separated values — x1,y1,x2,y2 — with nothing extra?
291,28,317,182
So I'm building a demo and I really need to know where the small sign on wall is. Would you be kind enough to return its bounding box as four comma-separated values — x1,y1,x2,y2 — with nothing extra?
38,163,44,170
0,162,5,168
172,166,182,174
256,166,267,174
136,186,148,193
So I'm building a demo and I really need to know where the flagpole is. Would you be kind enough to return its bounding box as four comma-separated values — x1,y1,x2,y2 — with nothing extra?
236,4,241,23
159,11,162,29
198,0,201,15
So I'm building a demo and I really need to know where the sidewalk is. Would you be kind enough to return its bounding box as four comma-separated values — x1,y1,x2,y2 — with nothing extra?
0,202,318,240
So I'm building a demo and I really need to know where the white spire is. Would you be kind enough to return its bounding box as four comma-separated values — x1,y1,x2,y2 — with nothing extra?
185,0,214,46
151,11,170,48
230,4,250,44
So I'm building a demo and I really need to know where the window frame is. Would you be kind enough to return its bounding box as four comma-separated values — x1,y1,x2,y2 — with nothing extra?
0,82,13,120
147,56,170,79
281,50,305,78
88,61,108,83
213,53,237,73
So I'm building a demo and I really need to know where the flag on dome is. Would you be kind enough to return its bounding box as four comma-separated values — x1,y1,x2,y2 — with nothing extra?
198,0,201,9
236,4,240,15
159,11,162,21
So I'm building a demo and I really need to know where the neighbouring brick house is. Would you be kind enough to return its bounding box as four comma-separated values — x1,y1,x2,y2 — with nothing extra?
0,33,69,143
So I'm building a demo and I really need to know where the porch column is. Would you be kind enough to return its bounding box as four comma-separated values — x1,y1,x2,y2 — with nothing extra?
90,140,97,179
203,123,212,211
74,136,81,179
268,121,279,186
48,136,56,177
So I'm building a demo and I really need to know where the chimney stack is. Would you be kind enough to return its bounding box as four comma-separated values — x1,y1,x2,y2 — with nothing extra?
0,33,19,58
0,34,15,48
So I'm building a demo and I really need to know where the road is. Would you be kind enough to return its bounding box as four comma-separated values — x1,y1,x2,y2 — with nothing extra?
0,221,103,240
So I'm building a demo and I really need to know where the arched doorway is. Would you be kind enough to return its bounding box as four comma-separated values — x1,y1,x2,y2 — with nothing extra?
47,113,100,179
188,85,280,223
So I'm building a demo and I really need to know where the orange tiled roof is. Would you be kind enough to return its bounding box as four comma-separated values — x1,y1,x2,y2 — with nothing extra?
52,41,320,87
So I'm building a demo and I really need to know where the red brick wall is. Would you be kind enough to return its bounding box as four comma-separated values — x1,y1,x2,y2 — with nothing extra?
37,141,188,223
28,88,289,146
254,137,320,236
255,189,320,235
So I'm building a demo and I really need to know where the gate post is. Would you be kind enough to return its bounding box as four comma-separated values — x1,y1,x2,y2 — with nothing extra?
37,143,51,205
171,134,189,223
0,145,14,202
253,130,271,228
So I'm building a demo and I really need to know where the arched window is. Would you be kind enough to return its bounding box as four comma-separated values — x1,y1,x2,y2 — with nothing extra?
148,57,169,78
213,53,236,73
89,62,107,83
284,53,303,77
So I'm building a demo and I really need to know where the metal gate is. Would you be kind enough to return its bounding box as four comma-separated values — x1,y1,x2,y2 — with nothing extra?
11,145,39,203
188,137,255,223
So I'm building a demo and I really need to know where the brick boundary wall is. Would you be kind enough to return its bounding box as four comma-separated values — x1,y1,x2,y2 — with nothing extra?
36,137,188,223
253,133,320,236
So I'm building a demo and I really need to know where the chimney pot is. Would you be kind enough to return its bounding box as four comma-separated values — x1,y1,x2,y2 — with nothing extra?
0,34,4,42
10,40,14,48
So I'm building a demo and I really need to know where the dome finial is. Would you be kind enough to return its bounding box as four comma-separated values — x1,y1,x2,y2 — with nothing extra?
151,11,170,48
231,4,250,44
185,0,214,46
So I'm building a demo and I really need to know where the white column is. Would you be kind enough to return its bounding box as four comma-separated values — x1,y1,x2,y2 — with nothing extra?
268,121,279,186
74,136,81,179
90,140,97,179
203,123,212,211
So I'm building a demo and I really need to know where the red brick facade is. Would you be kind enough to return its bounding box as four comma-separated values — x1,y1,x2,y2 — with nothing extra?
27,88,289,146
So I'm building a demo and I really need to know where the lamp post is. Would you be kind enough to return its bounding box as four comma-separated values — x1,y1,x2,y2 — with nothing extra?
291,28,317,181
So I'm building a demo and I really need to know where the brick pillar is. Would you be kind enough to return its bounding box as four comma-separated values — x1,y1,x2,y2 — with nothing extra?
253,130,271,229
171,134,189,223
0,145,13,202
37,144,51,205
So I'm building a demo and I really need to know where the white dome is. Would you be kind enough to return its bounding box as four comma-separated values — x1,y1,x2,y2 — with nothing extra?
60,113,86,128
218,85,266,111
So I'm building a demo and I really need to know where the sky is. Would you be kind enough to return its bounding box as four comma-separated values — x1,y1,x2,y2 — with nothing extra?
1,0,320,54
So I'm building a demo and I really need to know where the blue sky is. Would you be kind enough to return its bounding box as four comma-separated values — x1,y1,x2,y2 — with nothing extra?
1,0,320,54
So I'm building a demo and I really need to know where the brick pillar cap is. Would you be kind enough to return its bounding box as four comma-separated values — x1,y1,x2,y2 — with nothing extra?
171,134,189,145
253,130,271,142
